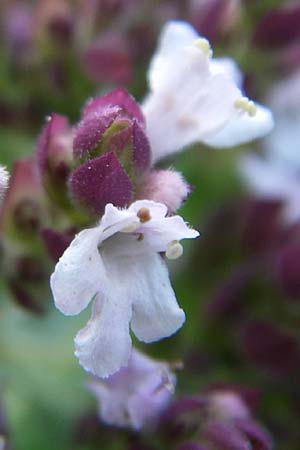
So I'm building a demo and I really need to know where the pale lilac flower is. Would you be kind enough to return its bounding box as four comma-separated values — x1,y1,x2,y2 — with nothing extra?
142,21,273,163
87,348,176,429
50,200,199,378
240,71,300,224
0,166,9,205
137,169,191,213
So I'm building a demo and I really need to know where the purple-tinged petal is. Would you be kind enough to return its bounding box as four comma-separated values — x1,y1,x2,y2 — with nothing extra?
203,421,251,450
41,228,75,262
136,169,190,213
83,88,145,126
69,152,133,215
132,121,151,173
81,34,132,85
73,107,120,160
235,418,273,450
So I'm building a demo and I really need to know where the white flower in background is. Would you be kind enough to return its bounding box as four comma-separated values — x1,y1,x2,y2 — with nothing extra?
0,165,9,204
50,200,199,378
240,71,300,224
142,21,273,163
87,348,176,429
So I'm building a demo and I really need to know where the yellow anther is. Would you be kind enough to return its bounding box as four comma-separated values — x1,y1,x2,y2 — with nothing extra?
193,38,212,57
234,97,257,117
137,207,151,223
166,240,183,260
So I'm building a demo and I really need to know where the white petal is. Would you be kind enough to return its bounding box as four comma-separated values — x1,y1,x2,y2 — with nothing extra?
143,45,241,162
239,154,297,199
148,21,199,91
210,57,243,88
75,295,132,378
50,227,105,315
101,203,139,240
240,154,300,224
130,254,185,342
204,103,274,148
129,199,168,220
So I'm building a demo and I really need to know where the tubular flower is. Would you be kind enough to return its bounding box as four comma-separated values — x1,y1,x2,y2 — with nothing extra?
240,71,300,224
87,348,176,430
50,200,199,377
142,21,273,163
0,166,9,205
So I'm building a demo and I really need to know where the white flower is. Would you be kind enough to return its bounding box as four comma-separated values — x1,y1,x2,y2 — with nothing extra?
50,200,199,378
240,71,300,224
142,21,273,163
0,165,9,204
87,348,176,430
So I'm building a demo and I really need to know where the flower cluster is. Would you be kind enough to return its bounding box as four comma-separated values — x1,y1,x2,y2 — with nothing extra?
0,19,274,439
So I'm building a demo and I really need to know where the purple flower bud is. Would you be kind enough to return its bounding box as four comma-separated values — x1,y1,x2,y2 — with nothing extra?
41,228,75,262
69,152,133,215
73,106,121,160
240,320,300,377
203,421,251,450
0,159,44,236
207,266,255,320
239,199,282,254
82,88,145,126
81,34,132,85
253,5,300,49
177,443,208,450
8,280,44,316
3,2,33,62
235,418,273,450
37,113,73,183
274,243,300,300
190,0,241,43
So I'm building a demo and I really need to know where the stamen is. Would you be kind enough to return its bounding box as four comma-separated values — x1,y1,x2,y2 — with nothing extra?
234,97,257,116
193,38,212,57
137,207,151,223
166,240,183,260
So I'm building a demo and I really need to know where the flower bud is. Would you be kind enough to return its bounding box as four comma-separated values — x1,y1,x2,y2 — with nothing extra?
136,170,191,213
240,320,300,377
36,113,73,206
252,5,300,49
70,89,151,215
0,159,44,239
41,227,75,262
69,152,133,215
81,33,132,85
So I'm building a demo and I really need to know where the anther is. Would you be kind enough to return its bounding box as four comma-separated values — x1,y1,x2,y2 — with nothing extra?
166,240,183,260
137,207,151,223
193,38,212,57
234,97,257,116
